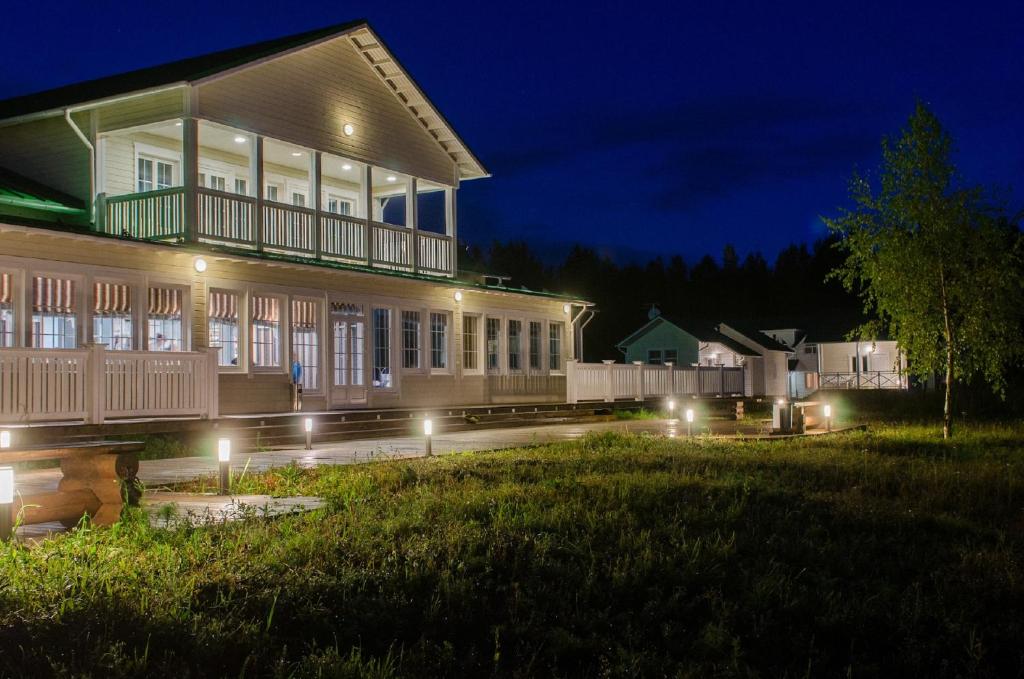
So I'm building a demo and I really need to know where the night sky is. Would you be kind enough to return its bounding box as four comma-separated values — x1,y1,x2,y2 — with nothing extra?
0,1,1021,264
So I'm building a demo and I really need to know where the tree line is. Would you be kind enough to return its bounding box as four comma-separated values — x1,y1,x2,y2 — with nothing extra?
459,236,863,363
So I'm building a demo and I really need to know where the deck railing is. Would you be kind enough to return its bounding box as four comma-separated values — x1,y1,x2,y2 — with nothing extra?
0,345,219,424
566,360,747,403
820,371,905,390
100,188,186,241
95,189,456,276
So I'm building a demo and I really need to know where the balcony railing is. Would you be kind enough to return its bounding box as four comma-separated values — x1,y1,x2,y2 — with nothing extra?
97,189,455,277
820,371,905,389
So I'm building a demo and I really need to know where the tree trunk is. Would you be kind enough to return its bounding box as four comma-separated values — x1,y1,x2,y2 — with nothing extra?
943,345,954,439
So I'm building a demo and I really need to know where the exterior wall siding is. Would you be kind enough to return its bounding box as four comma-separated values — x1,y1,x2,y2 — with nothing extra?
0,226,572,413
621,320,699,365
196,37,458,186
0,114,91,199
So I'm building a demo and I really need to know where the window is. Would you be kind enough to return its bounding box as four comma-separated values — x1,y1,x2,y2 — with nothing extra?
266,184,280,202
292,192,306,208
648,349,663,365
462,315,480,371
251,295,281,367
373,308,392,388
804,345,818,354
332,302,365,387
401,311,421,369
147,287,184,351
234,178,248,196
508,320,522,371
850,355,868,372
548,322,563,371
665,349,678,365
0,273,14,348
291,299,320,391
32,276,77,349
528,321,542,370
137,156,175,193
209,290,240,367
326,194,354,216
92,282,133,350
430,312,449,370
486,318,501,372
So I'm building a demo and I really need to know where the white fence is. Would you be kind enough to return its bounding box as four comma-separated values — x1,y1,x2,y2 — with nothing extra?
0,345,219,424
566,360,747,403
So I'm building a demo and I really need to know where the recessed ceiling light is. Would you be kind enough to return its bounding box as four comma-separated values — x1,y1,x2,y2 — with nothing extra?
343,123,355,136
341,163,352,171
386,175,397,182
234,136,246,143
291,151,302,157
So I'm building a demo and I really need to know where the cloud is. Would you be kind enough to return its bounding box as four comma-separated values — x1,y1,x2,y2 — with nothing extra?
481,93,886,209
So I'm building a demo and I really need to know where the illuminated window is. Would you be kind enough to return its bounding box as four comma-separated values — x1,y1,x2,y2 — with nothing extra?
92,282,133,350
401,310,421,369
486,318,501,372
251,295,280,367
548,322,563,371
462,315,480,371
332,302,364,388
31,276,76,349
430,312,449,370
209,290,240,367
0,273,15,347
291,299,320,391
528,321,542,370
507,320,522,371
373,308,392,388
147,286,184,351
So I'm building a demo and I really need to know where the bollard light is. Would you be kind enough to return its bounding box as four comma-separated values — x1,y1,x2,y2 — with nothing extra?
0,466,13,540
823,404,832,432
685,408,695,437
0,430,10,449
217,438,231,495
304,417,313,450
667,399,676,416
424,418,433,457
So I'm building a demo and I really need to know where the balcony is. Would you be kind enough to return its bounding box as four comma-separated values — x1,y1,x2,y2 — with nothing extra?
93,119,456,277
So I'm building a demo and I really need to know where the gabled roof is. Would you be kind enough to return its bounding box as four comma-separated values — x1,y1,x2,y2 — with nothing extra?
0,20,487,180
616,315,758,357
718,322,793,353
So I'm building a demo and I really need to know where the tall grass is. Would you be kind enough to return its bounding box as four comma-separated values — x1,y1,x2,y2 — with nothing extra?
0,423,1022,676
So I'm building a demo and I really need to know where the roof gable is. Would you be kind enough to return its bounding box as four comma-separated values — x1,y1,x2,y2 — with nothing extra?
0,21,486,181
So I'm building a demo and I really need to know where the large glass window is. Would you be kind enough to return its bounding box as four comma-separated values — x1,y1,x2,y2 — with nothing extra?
508,320,522,372
332,303,365,387
486,318,501,372
401,310,421,369
372,308,392,388
92,282,133,350
0,273,14,348
31,276,76,349
147,286,184,351
291,299,319,391
549,322,563,371
430,312,449,370
529,321,542,371
209,290,240,367
251,295,281,367
462,315,479,372
137,156,175,193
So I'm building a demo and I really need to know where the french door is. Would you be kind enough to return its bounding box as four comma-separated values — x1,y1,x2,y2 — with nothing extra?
330,303,367,406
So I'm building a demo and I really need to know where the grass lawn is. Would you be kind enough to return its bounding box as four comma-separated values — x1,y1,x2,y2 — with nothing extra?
1,419,1023,677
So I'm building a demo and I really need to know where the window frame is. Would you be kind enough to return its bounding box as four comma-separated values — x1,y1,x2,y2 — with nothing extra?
400,309,423,371
528,320,543,372
485,316,503,374
208,286,246,372
290,296,322,394
461,313,483,375
429,310,452,373
145,282,189,353
29,271,83,350
548,321,565,374
90,278,136,351
133,142,180,194
507,318,524,373
250,292,285,371
371,306,396,391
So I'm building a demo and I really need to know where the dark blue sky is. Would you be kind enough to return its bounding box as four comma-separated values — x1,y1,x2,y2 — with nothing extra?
1,1,1021,263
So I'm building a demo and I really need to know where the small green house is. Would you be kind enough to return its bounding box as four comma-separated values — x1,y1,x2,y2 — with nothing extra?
616,313,701,365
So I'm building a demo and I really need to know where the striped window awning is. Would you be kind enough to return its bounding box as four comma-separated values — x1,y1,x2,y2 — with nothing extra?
148,287,182,317
93,282,131,314
0,273,11,306
33,276,75,314
331,302,363,316
209,291,238,321
252,296,280,323
292,300,318,329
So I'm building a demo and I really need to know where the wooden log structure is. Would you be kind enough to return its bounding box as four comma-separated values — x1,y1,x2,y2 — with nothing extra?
1,441,143,529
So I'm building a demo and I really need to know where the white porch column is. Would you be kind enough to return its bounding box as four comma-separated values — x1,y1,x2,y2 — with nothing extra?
311,151,322,259
445,186,458,276
407,178,418,273
602,359,615,403
364,166,374,267
253,136,264,251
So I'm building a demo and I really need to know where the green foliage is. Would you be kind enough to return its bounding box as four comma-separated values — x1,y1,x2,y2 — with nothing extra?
2,423,1024,676
613,407,661,420
826,102,1024,435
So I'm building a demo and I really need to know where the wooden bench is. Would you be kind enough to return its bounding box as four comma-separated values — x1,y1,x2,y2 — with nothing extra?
0,441,143,528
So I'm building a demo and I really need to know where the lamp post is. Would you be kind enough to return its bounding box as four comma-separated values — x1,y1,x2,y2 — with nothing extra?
423,418,433,457
217,438,231,495
823,404,832,432
667,399,676,419
685,408,695,437
304,417,313,451
0,466,14,540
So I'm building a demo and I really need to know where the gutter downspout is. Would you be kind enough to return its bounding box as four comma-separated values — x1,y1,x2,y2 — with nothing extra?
63,108,95,224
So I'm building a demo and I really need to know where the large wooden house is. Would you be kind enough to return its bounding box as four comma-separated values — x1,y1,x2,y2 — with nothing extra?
0,21,586,422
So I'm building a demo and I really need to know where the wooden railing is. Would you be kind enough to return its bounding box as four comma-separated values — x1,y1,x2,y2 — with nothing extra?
198,188,255,245
371,221,413,270
566,360,747,403
99,188,186,241
820,371,905,390
0,345,218,424
94,189,456,276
